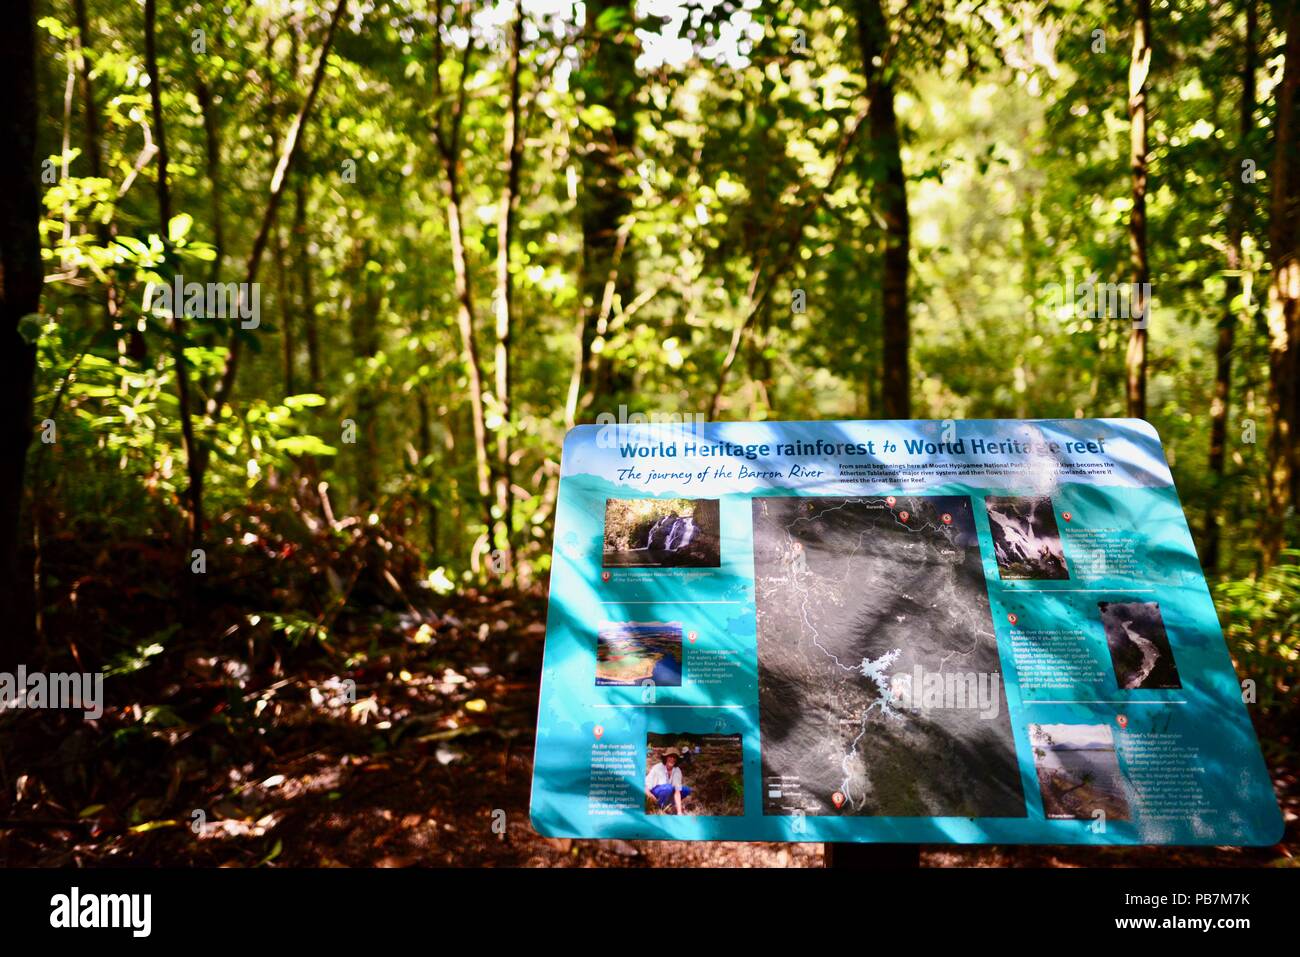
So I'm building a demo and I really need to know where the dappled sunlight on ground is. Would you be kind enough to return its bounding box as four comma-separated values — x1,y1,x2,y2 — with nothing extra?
2,582,1293,868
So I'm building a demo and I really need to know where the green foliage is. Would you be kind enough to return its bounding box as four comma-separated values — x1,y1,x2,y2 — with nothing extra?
24,0,1296,590
1217,550,1300,721
250,612,328,649
104,628,176,678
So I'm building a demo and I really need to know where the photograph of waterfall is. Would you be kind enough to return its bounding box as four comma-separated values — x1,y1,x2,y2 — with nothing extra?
602,498,721,568
1098,601,1182,691
984,495,1069,581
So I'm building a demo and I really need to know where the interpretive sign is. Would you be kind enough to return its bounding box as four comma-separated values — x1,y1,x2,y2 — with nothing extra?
529,418,1282,844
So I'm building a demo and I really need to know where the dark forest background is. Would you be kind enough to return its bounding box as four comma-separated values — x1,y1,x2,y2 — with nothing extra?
0,0,1296,866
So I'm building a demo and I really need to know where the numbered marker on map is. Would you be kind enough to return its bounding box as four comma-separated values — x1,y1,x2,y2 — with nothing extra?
593,724,604,740
1116,714,1128,729
601,571,610,582
899,511,909,522
885,496,896,507
832,791,846,809
688,630,698,644
1007,613,1018,625
942,513,952,525
1062,511,1072,522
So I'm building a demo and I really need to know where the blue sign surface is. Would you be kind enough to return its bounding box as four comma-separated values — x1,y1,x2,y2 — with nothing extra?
529,419,1282,844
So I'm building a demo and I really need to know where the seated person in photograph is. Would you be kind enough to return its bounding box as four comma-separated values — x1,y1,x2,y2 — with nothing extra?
645,747,692,815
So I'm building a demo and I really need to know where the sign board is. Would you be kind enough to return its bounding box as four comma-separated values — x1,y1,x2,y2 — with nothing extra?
529,419,1282,844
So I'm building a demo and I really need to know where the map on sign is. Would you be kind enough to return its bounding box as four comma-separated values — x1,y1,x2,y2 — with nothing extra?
752,495,1023,819
529,419,1283,844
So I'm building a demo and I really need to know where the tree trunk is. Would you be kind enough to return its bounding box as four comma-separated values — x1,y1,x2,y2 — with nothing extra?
1126,0,1152,419
295,179,320,391
569,0,638,423
290,16,319,393
446,192,493,523
73,0,102,182
196,78,225,287
1264,0,1300,563
73,0,127,340
417,392,438,556
350,243,380,507
146,0,205,547
855,0,910,419
0,0,42,666
432,9,495,540
276,220,295,395
266,26,297,401
1205,0,1256,572
208,0,348,418
493,8,524,574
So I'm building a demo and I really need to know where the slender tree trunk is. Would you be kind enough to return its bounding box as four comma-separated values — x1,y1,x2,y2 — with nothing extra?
351,244,380,507
264,57,294,399
275,221,295,395
196,78,225,287
417,392,438,556
146,0,205,547
1264,1,1300,563
1022,196,1039,332
1205,0,1256,572
72,0,127,340
289,16,319,393
145,0,170,267
73,0,102,183
569,0,638,422
59,54,75,278
208,0,348,418
0,0,41,666
432,8,495,539
444,149,494,536
749,304,775,418
855,0,910,419
1126,0,1152,419
295,179,320,391
492,9,524,574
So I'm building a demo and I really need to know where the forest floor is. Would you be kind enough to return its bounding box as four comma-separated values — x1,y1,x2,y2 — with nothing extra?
2,547,1296,868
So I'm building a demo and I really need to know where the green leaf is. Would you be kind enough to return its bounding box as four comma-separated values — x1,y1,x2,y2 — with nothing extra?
258,838,283,866
115,236,150,257
578,105,617,132
38,16,70,40
276,435,338,457
129,820,182,834
595,6,627,31
168,212,193,243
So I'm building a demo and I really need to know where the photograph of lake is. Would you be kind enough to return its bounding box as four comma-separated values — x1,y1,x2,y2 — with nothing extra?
1030,724,1132,822
596,621,684,687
